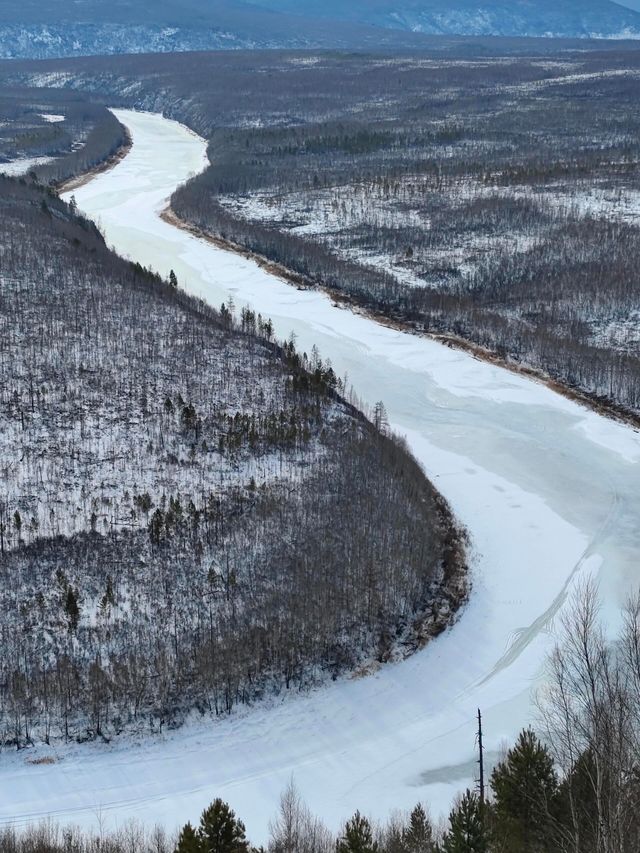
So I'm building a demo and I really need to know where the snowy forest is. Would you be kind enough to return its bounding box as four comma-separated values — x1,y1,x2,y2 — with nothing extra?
0,175,464,746
4,582,640,852
4,45,638,418
0,86,125,184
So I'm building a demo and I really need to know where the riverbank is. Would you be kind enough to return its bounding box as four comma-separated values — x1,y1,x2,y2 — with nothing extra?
56,123,133,194
162,205,640,435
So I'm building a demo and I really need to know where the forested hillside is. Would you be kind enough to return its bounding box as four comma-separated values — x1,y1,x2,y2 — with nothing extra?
1,0,640,59
0,86,126,183
4,585,640,851
7,47,637,419
250,0,640,38
0,0,441,60
0,175,463,746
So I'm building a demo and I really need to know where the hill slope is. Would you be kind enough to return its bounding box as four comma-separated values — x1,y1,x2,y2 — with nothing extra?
1,0,639,58
0,0,436,59
251,0,640,38
0,173,463,745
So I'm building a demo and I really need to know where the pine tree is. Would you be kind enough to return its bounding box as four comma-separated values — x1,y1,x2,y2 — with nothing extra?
198,798,250,853
404,804,434,853
101,575,116,612
149,508,164,544
441,790,487,853
64,586,80,633
372,401,388,433
176,822,202,853
490,729,558,852
337,812,378,853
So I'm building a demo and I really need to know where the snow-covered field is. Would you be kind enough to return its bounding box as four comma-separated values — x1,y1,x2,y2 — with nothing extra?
217,167,640,301
1,109,638,842
0,155,54,175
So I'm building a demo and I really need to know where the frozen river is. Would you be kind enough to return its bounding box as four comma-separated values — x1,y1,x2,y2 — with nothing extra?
2,109,639,840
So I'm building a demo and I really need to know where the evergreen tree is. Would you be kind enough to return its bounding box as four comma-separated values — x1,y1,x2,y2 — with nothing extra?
198,798,250,853
149,508,164,544
175,822,202,853
490,729,558,852
336,812,378,853
372,401,388,433
404,804,434,853
441,790,487,853
64,586,80,633
101,575,116,612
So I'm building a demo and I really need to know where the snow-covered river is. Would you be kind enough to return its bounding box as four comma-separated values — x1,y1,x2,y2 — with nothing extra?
2,109,639,839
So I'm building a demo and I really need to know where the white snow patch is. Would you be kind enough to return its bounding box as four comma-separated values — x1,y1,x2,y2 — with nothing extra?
0,156,54,176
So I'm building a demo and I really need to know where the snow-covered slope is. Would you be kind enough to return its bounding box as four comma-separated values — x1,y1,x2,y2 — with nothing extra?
1,0,640,59
250,0,640,38
0,109,638,841
0,0,434,59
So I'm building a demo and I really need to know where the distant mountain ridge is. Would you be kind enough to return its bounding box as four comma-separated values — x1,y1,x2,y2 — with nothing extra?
250,0,640,38
0,0,443,59
0,0,639,58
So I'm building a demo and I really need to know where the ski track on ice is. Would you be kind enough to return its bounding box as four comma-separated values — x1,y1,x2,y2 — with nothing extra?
0,110,638,842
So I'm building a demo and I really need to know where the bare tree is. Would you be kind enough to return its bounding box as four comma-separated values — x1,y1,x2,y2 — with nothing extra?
539,580,640,853
268,779,333,853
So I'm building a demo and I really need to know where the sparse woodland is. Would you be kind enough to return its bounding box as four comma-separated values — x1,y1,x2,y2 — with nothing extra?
168,54,640,418
0,87,126,184
3,583,640,853
7,47,637,416
0,176,463,746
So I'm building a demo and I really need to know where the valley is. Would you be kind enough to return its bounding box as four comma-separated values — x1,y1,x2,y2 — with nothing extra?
0,14,639,848
0,108,637,842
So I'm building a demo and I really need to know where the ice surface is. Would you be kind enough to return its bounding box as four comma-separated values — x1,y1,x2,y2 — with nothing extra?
1,110,637,842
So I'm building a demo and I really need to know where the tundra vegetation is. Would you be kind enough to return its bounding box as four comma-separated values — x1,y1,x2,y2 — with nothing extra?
4,44,638,416
0,175,463,746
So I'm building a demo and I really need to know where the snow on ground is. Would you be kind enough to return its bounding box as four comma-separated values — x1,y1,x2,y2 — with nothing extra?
218,179,546,291
0,155,54,175
217,162,640,302
0,110,638,843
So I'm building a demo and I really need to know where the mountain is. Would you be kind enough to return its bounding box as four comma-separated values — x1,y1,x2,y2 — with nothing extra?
250,0,640,39
0,0,437,59
1,0,639,59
